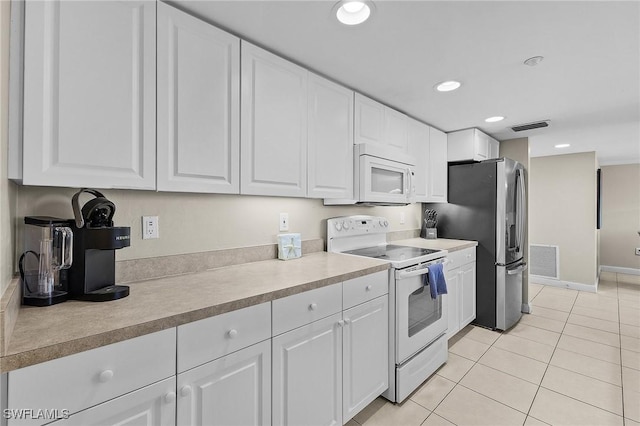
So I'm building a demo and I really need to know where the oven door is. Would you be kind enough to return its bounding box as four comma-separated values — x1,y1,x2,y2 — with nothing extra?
358,155,414,204
395,263,448,363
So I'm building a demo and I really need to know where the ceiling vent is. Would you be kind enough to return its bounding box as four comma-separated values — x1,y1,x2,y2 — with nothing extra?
511,120,550,132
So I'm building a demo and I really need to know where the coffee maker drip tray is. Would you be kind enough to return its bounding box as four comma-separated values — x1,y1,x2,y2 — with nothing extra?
78,285,130,302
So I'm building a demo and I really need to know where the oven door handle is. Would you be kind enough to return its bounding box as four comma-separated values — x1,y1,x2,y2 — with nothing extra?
395,260,449,280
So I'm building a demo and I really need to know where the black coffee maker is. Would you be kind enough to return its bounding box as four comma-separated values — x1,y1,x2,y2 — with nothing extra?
67,189,131,301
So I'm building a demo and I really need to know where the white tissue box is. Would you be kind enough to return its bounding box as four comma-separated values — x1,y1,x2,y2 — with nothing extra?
278,233,302,260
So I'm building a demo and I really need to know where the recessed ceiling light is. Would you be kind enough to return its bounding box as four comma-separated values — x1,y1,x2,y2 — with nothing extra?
524,56,544,67
554,144,570,148
485,116,505,123
336,1,372,26
435,81,461,92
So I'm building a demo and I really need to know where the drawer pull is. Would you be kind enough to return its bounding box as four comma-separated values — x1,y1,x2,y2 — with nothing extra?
164,392,177,404
227,329,238,339
180,386,192,397
309,303,318,311
365,285,372,291
98,370,114,383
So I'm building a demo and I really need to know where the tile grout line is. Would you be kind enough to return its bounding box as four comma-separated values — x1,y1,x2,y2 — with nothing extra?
523,284,577,422
616,277,627,422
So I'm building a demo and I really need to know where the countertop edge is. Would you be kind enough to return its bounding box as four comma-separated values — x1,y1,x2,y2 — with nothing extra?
0,262,389,373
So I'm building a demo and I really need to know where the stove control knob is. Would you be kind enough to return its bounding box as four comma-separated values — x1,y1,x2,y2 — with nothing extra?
342,221,350,230
383,220,389,227
378,220,384,227
334,222,343,232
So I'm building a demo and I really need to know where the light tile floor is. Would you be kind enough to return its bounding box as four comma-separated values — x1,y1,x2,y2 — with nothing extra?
348,278,640,426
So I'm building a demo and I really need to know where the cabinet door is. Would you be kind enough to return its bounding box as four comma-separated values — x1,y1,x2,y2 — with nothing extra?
408,119,429,202
308,73,354,199
157,3,240,194
426,127,448,202
241,42,307,197
445,266,460,339
22,0,156,189
49,378,176,426
177,340,271,426
488,137,500,159
459,262,477,329
272,313,342,426
473,130,489,161
354,94,384,146
343,296,389,423
384,108,408,153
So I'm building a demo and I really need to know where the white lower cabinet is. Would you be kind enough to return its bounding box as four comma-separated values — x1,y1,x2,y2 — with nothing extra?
177,340,271,426
49,377,176,426
272,313,343,426
342,296,388,423
445,248,477,338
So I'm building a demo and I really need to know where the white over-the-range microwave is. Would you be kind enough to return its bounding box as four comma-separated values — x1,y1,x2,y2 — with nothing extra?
324,144,416,206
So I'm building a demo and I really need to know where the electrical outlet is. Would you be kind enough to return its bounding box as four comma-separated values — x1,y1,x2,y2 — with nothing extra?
279,213,289,232
399,212,405,225
635,248,640,256
142,216,159,239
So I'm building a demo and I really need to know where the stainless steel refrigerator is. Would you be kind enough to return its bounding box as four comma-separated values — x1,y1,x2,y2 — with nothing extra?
425,158,527,330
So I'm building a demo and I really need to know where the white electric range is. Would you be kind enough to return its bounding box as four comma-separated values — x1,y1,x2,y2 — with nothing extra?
327,215,449,403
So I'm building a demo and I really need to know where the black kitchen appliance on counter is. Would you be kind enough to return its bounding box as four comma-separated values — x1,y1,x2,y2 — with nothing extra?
67,188,131,301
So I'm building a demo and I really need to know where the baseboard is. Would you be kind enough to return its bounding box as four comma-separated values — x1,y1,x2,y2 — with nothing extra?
600,265,640,276
529,274,597,293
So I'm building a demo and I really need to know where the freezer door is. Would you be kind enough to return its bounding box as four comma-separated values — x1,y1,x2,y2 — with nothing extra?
496,261,527,330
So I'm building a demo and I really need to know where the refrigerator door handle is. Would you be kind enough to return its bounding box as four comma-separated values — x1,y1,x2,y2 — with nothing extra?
507,261,528,275
516,169,527,254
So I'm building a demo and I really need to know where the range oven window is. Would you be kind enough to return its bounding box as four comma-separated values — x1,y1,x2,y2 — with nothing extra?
407,286,442,337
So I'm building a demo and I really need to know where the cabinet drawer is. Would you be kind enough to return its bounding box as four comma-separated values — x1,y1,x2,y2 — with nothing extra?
178,302,271,373
7,329,175,426
272,283,342,336
343,271,388,310
446,247,476,272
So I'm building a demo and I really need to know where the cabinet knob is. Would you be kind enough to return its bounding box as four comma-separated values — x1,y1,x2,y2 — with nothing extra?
98,370,114,383
344,318,351,325
309,303,318,311
337,320,345,327
180,386,192,397
227,329,238,339
365,285,372,291
164,391,176,404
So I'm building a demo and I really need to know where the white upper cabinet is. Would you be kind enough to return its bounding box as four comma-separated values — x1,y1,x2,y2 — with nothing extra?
241,42,308,197
21,0,156,189
448,128,500,162
307,73,354,199
426,127,448,203
157,3,240,194
355,94,408,153
408,118,429,202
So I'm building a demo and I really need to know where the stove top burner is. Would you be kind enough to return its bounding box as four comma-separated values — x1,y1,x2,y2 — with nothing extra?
343,244,441,263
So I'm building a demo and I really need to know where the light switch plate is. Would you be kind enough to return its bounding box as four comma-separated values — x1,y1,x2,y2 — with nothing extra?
279,213,289,232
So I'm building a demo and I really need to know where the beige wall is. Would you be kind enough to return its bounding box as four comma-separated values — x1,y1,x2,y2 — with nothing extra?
15,186,421,261
530,152,598,286
1,0,17,298
600,164,640,270
499,138,530,303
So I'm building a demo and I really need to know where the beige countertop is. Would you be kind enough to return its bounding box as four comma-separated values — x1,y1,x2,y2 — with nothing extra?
0,252,389,373
393,237,478,252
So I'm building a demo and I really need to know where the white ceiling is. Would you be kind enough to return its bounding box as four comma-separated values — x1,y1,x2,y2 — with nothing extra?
171,0,640,166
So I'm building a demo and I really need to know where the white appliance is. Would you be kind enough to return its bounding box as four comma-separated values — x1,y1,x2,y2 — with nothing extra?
327,215,448,403
324,145,415,206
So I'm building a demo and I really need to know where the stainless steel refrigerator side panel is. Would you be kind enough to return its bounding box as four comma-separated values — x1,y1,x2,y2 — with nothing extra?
496,160,507,266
